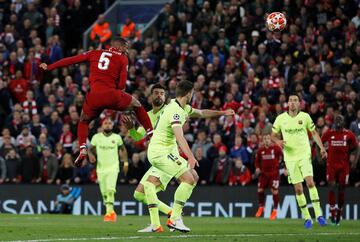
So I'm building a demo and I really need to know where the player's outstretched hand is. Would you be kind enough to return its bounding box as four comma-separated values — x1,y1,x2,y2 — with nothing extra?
276,140,286,149
320,148,328,159
188,157,199,169
39,63,48,70
223,109,235,116
121,115,134,129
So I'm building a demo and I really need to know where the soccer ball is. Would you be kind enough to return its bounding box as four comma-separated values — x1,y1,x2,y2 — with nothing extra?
266,12,287,32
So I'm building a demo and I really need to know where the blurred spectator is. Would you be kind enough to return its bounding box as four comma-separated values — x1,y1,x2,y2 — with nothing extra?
230,136,250,167
4,149,21,183
228,158,252,186
121,16,141,42
74,160,92,184
59,123,74,153
22,3,44,30
90,14,112,46
0,156,6,184
191,129,211,157
350,110,360,138
20,145,39,183
8,70,29,103
56,153,74,185
22,90,38,116
194,146,212,185
209,145,231,185
37,146,58,184
16,125,36,150
127,153,145,184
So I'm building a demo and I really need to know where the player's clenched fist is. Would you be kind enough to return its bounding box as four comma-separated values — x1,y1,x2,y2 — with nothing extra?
223,109,235,116
121,115,135,129
39,63,48,70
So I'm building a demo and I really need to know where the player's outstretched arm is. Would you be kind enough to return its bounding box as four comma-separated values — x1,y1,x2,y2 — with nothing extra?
39,52,90,71
173,125,198,168
311,130,327,159
189,108,235,119
122,115,145,141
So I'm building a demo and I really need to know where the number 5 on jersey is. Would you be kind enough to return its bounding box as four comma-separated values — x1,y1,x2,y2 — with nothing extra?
98,52,112,70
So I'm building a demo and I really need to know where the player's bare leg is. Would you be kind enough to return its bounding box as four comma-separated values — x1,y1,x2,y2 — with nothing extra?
167,170,196,233
328,180,337,225
305,176,326,226
74,112,93,167
255,187,265,217
269,187,279,220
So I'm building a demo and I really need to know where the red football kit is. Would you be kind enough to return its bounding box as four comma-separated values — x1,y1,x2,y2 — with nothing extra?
321,129,358,185
46,48,152,147
255,144,282,189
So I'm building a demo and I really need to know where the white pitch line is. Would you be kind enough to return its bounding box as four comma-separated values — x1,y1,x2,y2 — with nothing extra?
4,232,360,242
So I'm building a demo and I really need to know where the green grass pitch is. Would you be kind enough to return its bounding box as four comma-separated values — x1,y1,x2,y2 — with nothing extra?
1,214,359,242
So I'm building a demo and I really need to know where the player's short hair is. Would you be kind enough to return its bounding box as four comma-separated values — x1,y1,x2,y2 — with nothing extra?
288,92,301,101
112,37,128,46
101,117,113,125
151,83,166,94
176,80,194,97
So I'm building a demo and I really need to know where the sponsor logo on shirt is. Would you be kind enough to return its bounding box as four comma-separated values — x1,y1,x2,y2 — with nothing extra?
284,128,303,134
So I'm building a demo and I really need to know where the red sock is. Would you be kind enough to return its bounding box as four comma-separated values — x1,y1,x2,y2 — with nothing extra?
328,190,336,218
77,120,89,147
273,193,279,209
134,106,153,133
258,192,265,207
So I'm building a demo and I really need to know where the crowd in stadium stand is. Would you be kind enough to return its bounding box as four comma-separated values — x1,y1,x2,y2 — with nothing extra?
0,0,360,188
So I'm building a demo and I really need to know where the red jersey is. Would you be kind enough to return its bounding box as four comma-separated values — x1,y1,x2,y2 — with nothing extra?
321,129,358,166
255,144,282,174
47,48,128,90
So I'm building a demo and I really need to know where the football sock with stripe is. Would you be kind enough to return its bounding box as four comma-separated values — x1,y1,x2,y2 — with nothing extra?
133,190,172,215
309,186,322,218
105,191,115,214
144,181,161,227
296,193,311,220
171,182,194,221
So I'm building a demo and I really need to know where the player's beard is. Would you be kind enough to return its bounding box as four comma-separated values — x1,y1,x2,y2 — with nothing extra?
152,98,163,107
103,128,112,134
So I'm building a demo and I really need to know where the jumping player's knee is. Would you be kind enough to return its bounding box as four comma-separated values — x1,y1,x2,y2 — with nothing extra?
80,112,91,123
131,97,141,108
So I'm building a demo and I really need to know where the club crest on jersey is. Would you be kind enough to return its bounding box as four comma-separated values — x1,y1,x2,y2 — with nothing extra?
112,140,115,144
173,114,180,120
298,120,303,125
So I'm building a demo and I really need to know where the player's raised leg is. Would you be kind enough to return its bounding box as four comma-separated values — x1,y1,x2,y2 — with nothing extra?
75,111,96,166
